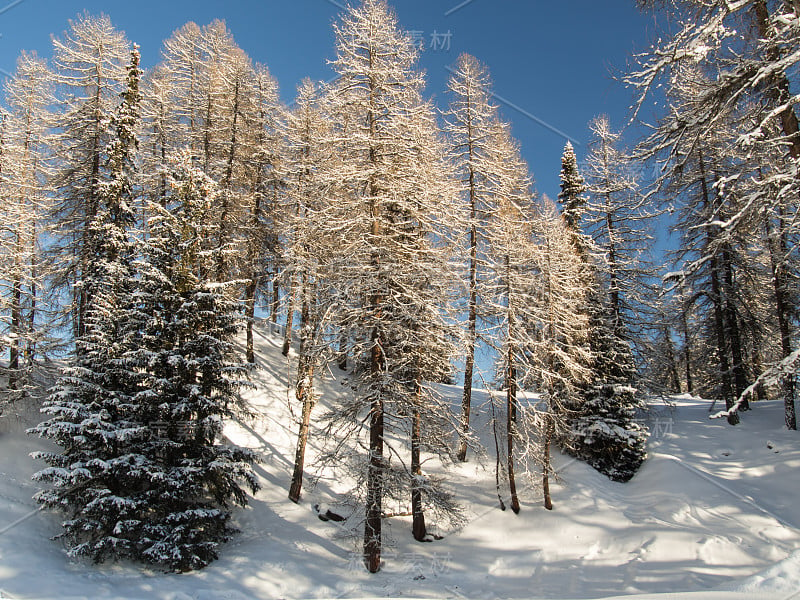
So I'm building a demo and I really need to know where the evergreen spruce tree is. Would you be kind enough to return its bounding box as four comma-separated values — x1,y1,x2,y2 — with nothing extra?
122,149,260,572
30,49,259,572
29,44,150,565
556,141,648,482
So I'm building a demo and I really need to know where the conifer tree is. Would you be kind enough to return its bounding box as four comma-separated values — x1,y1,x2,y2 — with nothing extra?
0,51,53,400
30,44,148,565
444,53,500,462
30,49,259,572
47,13,130,339
284,79,332,503
317,0,462,572
557,140,648,481
629,0,799,427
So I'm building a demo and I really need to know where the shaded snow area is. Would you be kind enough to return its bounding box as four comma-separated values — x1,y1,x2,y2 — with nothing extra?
1,322,799,599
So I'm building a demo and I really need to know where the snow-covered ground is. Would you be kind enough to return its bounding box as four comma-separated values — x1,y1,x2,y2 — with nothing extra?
1,321,798,599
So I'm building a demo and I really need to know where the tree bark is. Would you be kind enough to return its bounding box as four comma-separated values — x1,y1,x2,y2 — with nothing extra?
753,0,800,161
8,242,22,390
720,245,749,410
411,399,427,541
542,412,554,511
507,345,520,515
364,326,384,573
289,274,315,502
458,223,477,461
282,275,296,356
764,204,796,429
270,268,280,325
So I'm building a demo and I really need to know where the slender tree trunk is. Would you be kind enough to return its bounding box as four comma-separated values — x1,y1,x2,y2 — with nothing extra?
749,336,767,403
364,325,385,573
216,79,240,283
337,331,348,371
9,241,22,390
711,257,738,425
458,110,479,461
270,268,280,325
459,221,477,462
507,344,520,515
245,276,257,364
282,276,296,356
542,411,554,511
720,245,749,410
699,152,738,425
288,362,315,503
411,389,427,541
289,274,314,502
244,182,262,364
490,396,506,511
26,222,37,366
663,325,682,393
764,205,796,429
604,194,622,331
681,304,694,394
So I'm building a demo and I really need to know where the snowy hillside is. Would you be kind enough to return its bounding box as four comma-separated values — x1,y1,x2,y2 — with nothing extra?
1,321,799,600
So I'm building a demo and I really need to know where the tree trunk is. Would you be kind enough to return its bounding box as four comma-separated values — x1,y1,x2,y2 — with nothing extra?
720,245,749,410
753,0,800,161
507,345,520,514
699,152,738,425
364,329,384,573
270,267,280,325
411,399,427,541
245,276,257,364
289,274,314,502
764,204,796,429
663,324,682,393
282,275,296,356
458,222,478,461
542,412,554,511
680,303,694,394
288,358,315,503
8,245,22,391
490,396,506,511
25,219,37,365
337,331,348,371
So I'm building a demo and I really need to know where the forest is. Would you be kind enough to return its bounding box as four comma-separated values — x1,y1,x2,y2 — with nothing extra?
0,0,797,576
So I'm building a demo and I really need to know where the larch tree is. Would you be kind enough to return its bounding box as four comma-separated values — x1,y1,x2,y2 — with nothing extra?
479,120,539,514
444,53,501,462
526,198,593,506
583,115,655,346
316,0,463,572
284,79,333,504
47,13,130,340
0,51,53,399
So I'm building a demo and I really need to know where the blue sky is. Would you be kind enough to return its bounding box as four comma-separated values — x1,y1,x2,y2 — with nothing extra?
1,0,660,203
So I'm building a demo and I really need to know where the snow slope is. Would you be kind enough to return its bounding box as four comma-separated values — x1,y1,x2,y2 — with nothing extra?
0,321,798,599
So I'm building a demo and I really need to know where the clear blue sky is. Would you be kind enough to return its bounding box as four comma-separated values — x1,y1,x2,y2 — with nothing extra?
1,0,660,203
